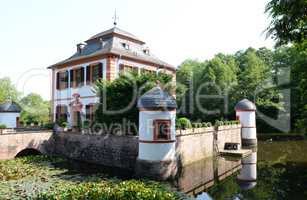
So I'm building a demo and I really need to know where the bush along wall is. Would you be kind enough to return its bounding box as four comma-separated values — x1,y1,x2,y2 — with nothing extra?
176,117,239,130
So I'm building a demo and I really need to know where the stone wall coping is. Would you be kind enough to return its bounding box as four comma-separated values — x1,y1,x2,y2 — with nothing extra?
217,124,241,131
176,127,215,136
0,130,52,135
59,131,139,139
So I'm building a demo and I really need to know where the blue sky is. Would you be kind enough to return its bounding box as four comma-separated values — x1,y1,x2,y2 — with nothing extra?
0,0,273,100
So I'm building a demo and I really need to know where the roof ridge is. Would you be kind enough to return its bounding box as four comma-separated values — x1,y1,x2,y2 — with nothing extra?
86,27,143,43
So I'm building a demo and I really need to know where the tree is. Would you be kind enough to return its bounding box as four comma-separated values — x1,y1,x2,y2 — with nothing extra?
94,72,173,135
266,0,307,133
19,93,50,125
0,77,19,103
176,48,289,132
177,54,239,122
265,0,307,46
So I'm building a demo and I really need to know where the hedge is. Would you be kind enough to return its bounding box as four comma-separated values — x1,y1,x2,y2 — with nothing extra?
176,118,239,130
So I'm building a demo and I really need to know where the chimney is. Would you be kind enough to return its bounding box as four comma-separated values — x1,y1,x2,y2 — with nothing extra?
77,43,85,54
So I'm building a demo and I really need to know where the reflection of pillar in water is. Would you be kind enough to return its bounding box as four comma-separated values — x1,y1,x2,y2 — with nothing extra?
237,151,257,190
235,99,257,147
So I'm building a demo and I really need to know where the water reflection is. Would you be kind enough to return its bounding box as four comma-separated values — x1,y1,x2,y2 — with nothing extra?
175,155,244,198
237,150,257,190
177,140,307,199
175,150,258,199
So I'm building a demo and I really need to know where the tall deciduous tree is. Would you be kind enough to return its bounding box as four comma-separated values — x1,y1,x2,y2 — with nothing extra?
177,54,239,122
19,93,50,124
95,73,173,134
266,0,307,133
265,0,307,46
0,77,19,103
176,48,288,132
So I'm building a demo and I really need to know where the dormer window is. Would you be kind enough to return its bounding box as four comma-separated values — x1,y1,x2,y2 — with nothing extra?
77,43,86,54
143,48,150,55
122,43,130,50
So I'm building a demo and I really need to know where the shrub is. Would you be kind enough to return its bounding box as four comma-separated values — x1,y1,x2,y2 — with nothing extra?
215,120,224,127
201,122,212,127
43,122,54,130
176,117,192,129
83,120,90,129
231,120,240,125
56,117,67,128
0,124,6,129
214,120,240,127
61,122,68,128
192,122,202,128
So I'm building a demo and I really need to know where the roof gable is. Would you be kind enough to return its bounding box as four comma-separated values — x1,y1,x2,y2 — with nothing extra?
0,102,21,113
48,27,175,70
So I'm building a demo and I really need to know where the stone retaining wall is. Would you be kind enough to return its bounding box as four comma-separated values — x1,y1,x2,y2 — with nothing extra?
50,124,241,174
216,124,242,151
176,127,215,165
176,124,241,166
52,133,138,170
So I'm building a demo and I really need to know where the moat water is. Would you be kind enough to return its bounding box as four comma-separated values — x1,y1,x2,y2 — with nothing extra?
180,140,307,200
1,140,306,199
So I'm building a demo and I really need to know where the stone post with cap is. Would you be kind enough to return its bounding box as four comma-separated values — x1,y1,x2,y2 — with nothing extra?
235,99,257,147
135,85,177,180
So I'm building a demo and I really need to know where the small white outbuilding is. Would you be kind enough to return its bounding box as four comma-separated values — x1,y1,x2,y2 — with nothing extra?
0,102,21,128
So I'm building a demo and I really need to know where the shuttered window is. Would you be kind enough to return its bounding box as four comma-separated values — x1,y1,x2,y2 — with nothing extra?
56,71,68,90
70,67,84,88
70,70,74,88
86,63,103,85
85,104,95,124
119,64,138,75
141,68,155,75
55,105,68,122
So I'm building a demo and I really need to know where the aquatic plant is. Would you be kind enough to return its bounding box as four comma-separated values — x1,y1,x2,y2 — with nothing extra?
0,155,180,199
36,180,179,200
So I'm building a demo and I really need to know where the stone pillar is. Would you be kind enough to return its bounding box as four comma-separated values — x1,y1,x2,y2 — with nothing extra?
235,99,257,147
135,86,177,180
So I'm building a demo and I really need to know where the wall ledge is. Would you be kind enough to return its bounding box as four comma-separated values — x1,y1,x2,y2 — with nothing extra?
176,127,215,137
217,124,241,131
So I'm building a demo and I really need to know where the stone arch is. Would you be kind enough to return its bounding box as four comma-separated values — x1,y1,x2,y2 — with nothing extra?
15,148,42,157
